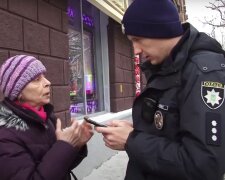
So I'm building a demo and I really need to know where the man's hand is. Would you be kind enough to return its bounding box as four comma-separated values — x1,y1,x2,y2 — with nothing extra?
55,118,94,148
95,120,133,150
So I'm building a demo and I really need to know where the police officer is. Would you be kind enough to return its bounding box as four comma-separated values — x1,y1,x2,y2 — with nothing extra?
96,0,225,179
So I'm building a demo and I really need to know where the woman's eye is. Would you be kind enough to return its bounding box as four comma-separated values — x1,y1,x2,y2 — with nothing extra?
33,74,44,82
34,77,40,81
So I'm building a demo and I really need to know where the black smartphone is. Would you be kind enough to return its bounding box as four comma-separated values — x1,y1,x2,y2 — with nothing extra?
84,116,107,127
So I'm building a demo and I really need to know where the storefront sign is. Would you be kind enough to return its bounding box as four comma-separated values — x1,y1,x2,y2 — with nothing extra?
134,55,141,96
87,0,132,23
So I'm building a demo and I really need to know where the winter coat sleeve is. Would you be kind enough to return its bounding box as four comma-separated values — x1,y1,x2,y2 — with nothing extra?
0,130,86,180
125,52,225,179
70,145,88,170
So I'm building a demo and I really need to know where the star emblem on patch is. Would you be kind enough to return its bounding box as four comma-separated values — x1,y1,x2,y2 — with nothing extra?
201,81,225,109
204,89,222,106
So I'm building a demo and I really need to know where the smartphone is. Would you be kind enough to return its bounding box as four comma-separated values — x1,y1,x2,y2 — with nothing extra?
84,116,107,127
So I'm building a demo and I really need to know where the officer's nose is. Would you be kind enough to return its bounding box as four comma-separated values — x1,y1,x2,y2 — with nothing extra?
133,43,142,56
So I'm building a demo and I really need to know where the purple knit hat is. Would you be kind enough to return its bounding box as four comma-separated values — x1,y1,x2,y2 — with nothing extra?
0,55,46,101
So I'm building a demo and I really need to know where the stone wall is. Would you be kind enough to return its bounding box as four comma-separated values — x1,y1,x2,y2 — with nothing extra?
173,0,188,22
107,18,135,112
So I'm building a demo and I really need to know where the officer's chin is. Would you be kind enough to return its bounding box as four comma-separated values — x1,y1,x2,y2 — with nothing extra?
149,58,164,65
150,60,160,65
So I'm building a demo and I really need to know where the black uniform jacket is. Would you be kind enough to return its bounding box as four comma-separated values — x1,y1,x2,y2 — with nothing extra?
125,23,225,180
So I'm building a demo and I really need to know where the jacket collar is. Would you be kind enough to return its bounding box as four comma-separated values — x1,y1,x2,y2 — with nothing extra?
1,98,55,129
141,23,199,78
0,102,29,131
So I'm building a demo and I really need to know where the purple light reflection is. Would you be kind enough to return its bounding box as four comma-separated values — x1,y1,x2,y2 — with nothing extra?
70,100,97,114
67,6,94,28
67,6,76,18
83,14,94,27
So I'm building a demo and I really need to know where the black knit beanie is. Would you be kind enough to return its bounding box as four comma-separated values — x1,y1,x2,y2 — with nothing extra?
122,0,183,38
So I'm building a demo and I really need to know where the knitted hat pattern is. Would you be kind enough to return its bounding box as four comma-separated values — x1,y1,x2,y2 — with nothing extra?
122,0,183,38
0,55,46,101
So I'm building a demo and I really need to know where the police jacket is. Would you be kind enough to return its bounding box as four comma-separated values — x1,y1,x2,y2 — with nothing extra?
0,98,87,180
125,23,225,180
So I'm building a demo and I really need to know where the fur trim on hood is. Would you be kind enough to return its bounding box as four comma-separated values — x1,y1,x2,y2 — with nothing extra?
0,103,29,131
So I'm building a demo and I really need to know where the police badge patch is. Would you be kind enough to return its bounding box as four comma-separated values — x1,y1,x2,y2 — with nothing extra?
154,110,164,130
201,81,225,109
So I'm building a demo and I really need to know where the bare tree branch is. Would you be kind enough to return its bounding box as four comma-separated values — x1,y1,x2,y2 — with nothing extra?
199,0,225,48
204,0,225,27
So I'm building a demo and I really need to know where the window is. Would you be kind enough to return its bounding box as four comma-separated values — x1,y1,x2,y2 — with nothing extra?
68,0,105,117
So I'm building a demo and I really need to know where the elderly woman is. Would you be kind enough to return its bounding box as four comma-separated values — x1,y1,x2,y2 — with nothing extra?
0,55,93,180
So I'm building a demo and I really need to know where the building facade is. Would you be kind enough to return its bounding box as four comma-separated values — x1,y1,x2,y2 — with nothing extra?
0,0,187,122
0,0,187,178
173,0,188,22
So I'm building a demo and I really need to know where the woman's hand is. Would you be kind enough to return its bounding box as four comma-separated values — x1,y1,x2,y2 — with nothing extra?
55,118,94,148
55,118,81,148
79,120,94,146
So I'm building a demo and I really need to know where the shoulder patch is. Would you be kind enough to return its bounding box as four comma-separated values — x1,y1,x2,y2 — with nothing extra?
206,112,221,146
191,51,225,73
201,81,225,109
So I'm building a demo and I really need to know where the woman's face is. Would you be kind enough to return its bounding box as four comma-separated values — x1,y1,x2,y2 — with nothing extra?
20,74,51,108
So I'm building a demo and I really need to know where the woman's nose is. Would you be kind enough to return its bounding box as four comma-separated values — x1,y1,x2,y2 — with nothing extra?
43,77,51,87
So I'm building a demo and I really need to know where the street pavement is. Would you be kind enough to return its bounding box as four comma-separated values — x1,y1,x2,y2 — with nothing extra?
82,151,129,180
81,151,225,180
